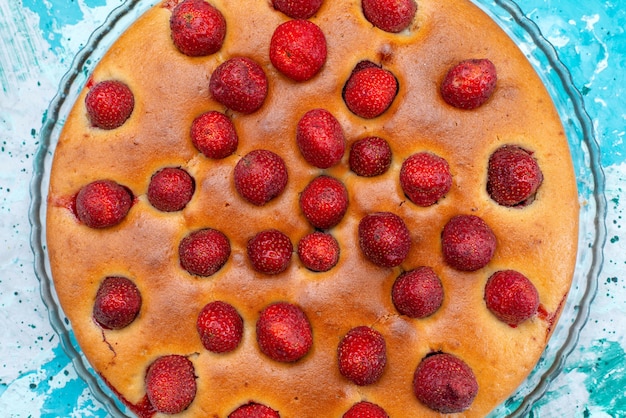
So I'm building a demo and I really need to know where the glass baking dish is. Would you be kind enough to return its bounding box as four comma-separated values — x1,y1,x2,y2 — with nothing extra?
29,0,606,416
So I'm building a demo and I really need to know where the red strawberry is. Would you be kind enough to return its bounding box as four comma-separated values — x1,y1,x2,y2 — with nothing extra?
210,56,268,114
343,401,389,418
93,276,142,330
75,179,133,229
297,231,340,272
337,326,387,386
234,149,288,206
178,228,231,276
413,353,478,413
145,355,197,414
169,0,226,57
441,215,496,271
197,301,244,353
256,302,313,362
296,108,345,168
349,136,392,177
392,267,444,318
147,167,195,212
272,0,323,19
270,20,327,82
229,401,281,418
299,175,349,230
399,152,452,207
358,212,411,268
190,110,238,159
85,80,134,130
362,0,417,33
247,229,293,275
487,145,543,207
440,58,497,109
343,63,398,119
484,270,540,326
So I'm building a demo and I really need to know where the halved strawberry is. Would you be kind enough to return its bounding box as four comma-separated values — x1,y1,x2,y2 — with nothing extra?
190,110,238,159
487,145,543,207
234,149,288,206
85,80,134,130
392,267,444,318
197,301,244,353
247,229,293,275
299,175,349,230
440,58,497,109
75,180,133,229
337,326,387,386
178,228,231,276
362,0,417,33
343,62,398,119
296,108,346,169
169,0,226,56
413,353,478,413
210,56,268,114
228,401,281,418
441,214,496,271
270,19,327,82
343,401,389,418
349,136,392,177
297,231,340,272
93,276,142,330
400,152,452,206
272,0,323,19
358,212,411,268
484,270,540,326
145,355,197,414
256,302,313,362
147,167,195,212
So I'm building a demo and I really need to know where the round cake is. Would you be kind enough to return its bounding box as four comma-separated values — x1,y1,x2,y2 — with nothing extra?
46,0,580,416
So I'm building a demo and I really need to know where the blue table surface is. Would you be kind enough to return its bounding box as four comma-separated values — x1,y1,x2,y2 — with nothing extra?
1,0,624,416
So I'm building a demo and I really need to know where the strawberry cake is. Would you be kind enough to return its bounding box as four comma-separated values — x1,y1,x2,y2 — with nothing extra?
46,0,579,416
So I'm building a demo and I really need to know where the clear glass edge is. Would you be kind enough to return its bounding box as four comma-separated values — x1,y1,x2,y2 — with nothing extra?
26,0,607,417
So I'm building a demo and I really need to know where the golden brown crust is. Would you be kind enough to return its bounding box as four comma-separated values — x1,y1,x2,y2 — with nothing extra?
46,0,579,416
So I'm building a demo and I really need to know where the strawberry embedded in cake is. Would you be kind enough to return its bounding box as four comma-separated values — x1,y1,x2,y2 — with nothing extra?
145,355,197,415
348,136,392,177
93,276,142,330
391,267,444,319
337,326,387,386
147,167,195,212
178,228,231,276
343,401,389,418
74,180,133,229
296,108,346,168
297,231,340,272
190,110,239,159
342,61,398,119
440,58,498,109
196,300,244,353
399,152,452,207
270,19,327,82
169,0,226,56
247,229,293,275
361,0,417,33
45,0,580,416
299,175,349,229
413,353,479,414
229,402,281,418
256,302,313,363
487,145,544,207
84,80,134,130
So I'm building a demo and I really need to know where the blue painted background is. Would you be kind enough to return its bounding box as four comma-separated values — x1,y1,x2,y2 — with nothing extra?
0,0,624,416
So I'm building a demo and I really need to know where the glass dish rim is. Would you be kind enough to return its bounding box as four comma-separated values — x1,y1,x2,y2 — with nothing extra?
28,0,607,416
